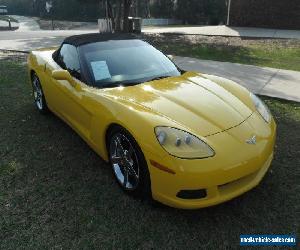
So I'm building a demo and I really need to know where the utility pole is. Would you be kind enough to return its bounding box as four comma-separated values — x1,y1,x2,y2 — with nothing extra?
226,0,232,26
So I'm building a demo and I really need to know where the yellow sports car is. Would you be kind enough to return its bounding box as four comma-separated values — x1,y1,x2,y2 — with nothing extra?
27,33,276,209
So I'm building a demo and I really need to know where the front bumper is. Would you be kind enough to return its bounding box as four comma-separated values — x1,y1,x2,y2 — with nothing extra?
145,112,276,209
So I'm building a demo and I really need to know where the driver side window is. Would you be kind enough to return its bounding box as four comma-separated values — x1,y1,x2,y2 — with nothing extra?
58,44,81,80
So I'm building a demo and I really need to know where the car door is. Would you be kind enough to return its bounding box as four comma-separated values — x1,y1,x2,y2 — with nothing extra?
51,44,92,139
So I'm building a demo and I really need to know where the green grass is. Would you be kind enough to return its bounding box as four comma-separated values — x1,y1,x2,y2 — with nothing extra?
0,15,18,23
157,43,300,71
0,60,299,249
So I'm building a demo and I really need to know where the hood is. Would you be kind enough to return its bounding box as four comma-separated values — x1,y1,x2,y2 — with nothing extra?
104,72,253,137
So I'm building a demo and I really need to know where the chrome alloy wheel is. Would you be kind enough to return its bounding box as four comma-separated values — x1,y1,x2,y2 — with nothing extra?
110,133,140,190
32,75,43,110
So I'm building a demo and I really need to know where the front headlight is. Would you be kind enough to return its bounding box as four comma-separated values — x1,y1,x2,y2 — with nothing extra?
155,127,215,159
250,93,271,123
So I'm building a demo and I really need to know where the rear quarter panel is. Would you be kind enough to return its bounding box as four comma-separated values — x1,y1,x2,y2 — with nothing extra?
28,49,56,97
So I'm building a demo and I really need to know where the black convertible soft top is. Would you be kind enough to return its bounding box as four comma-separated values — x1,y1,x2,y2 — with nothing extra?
63,33,139,47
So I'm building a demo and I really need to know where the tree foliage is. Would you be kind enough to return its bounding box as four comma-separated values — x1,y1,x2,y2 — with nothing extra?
0,0,227,25
176,0,227,25
150,0,176,18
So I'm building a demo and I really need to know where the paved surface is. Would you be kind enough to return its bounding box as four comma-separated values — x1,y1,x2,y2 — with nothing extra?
0,16,299,102
0,17,96,51
0,30,95,51
0,19,19,30
175,57,300,102
143,25,300,39
11,15,40,31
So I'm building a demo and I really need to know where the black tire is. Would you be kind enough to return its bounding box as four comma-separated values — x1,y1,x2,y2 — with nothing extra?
107,126,151,199
31,73,49,114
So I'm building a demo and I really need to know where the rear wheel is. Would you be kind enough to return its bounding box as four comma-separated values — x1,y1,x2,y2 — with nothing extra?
108,126,151,199
31,73,48,114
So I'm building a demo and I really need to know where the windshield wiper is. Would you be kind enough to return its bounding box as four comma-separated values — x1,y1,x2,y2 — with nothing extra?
146,75,172,82
101,81,140,89
100,76,172,89
101,82,124,88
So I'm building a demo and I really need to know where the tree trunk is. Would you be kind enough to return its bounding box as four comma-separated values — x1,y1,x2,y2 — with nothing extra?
134,0,139,17
115,1,123,32
122,0,132,33
146,0,151,18
107,0,115,30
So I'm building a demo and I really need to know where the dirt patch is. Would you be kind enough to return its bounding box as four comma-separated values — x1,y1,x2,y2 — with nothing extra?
140,33,300,71
0,26,18,31
34,18,97,30
0,50,27,63
141,33,300,49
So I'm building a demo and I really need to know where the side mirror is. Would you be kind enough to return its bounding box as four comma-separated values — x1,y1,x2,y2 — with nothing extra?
52,69,73,81
52,70,77,87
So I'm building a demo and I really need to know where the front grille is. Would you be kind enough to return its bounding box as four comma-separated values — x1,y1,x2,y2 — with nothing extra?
218,168,260,194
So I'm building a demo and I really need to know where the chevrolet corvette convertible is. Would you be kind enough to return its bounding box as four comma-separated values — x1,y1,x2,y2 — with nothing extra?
27,33,276,209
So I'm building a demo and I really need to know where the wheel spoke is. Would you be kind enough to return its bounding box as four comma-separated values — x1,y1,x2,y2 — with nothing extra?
38,95,43,107
128,146,134,157
34,80,39,91
32,77,44,110
123,169,129,187
111,156,122,165
116,136,125,155
126,162,138,180
110,133,140,190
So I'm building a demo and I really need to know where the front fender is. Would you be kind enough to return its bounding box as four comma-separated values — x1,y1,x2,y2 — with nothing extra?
89,95,174,162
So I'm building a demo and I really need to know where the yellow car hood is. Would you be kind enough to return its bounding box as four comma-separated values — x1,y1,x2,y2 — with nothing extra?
104,72,253,137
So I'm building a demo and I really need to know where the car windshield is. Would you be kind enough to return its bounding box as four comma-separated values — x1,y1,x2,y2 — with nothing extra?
79,39,181,88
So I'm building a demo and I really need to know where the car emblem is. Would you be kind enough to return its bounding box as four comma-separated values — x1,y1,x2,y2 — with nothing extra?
246,135,256,145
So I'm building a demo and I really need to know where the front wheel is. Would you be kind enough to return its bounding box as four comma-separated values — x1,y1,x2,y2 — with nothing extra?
31,73,48,114
108,127,151,199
